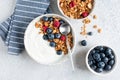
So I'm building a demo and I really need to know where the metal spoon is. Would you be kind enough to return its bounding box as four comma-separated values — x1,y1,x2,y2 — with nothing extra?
60,23,75,71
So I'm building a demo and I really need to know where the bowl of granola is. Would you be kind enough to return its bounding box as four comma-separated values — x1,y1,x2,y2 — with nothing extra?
24,14,76,65
57,0,95,19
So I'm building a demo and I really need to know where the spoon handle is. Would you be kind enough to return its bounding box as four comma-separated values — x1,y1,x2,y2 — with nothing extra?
66,38,75,71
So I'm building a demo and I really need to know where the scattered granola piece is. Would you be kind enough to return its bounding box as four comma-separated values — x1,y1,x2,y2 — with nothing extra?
98,28,102,33
93,25,97,29
93,15,97,19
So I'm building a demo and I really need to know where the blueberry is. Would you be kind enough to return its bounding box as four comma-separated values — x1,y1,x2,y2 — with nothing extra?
97,62,105,68
102,57,109,63
108,60,115,66
48,17,54,21
42,16,48,21
95,68,103,73
104,65,112,71
99,46,104,51
95,50,100,53
108,54,114,59
49,41,56,47
100,53,105,58
88,54,93,61
57,50,62,55
87,32,93,36
43,34,48,40
48,34,55,40
105,48,112,56
54,33,61,39
59,20,65,24
90,65,97,70
90,50,96,54
46,28,53,34
96,58,101,62
93,53,100,60
81,40,87,46
88,60,93,65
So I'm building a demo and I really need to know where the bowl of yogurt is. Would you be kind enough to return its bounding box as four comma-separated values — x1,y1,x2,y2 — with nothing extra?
24,14,76,65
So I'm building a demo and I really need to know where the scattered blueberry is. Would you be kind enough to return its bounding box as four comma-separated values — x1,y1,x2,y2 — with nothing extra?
93,53,100,60
87,32,93,36
42,16,48,21
48,17,54,21
43,34,48,40
57,50,62,55
81,40,87,46
48,34,55,40
96,68,103,73
54,33,61,39
46,28,53,34
97,62,105,68
108,60,115,66
102,57,109,63
104,65,112,71
49,41,56,47
100,53,105,58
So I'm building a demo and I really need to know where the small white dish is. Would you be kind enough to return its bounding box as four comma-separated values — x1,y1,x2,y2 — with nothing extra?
86,45,117,76
24,14,76,65
57,0,95,20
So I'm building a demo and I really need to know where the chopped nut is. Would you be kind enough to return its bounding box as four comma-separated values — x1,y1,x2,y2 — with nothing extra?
93,25,97,29
93,15,97,19
98,28,102,33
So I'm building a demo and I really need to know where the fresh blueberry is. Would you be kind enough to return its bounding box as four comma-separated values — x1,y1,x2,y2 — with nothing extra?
108,60,115,66
57,50,62,55
97,62,105,68
90,50,96,54
42,16,48,21
102,57,109,63
95,50,100,53
54,33,61,39
90,65,97,70
88,54,93,61
49,41,56,47
96,58,101,62
48,17,54,21
95,68,103,73
93,53,100,60
59,20,65,24
87,32,93,36
105,48,112,56
104,65,112,71
48,34,55,40
81,40,87,46
47,28,53,34
100,53,105,58
108,54,114,59
43,34,48,40
88,60,93,65
92,60,96,64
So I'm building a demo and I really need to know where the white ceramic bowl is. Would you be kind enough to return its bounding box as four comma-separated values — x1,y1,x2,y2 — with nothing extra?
86,45,117,76
24,14,76,65
57,0,95,20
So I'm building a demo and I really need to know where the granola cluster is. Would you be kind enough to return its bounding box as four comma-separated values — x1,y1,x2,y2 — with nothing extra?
59,0,94,19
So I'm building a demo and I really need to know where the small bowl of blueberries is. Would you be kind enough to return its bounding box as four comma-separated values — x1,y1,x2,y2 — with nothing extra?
86,45,117,76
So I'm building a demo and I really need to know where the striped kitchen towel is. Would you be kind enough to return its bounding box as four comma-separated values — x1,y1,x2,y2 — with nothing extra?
0,0,51,55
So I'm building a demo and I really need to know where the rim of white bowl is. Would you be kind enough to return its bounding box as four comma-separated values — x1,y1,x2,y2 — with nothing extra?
86,45,117,76
24,14,76,65
57,0,95,20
